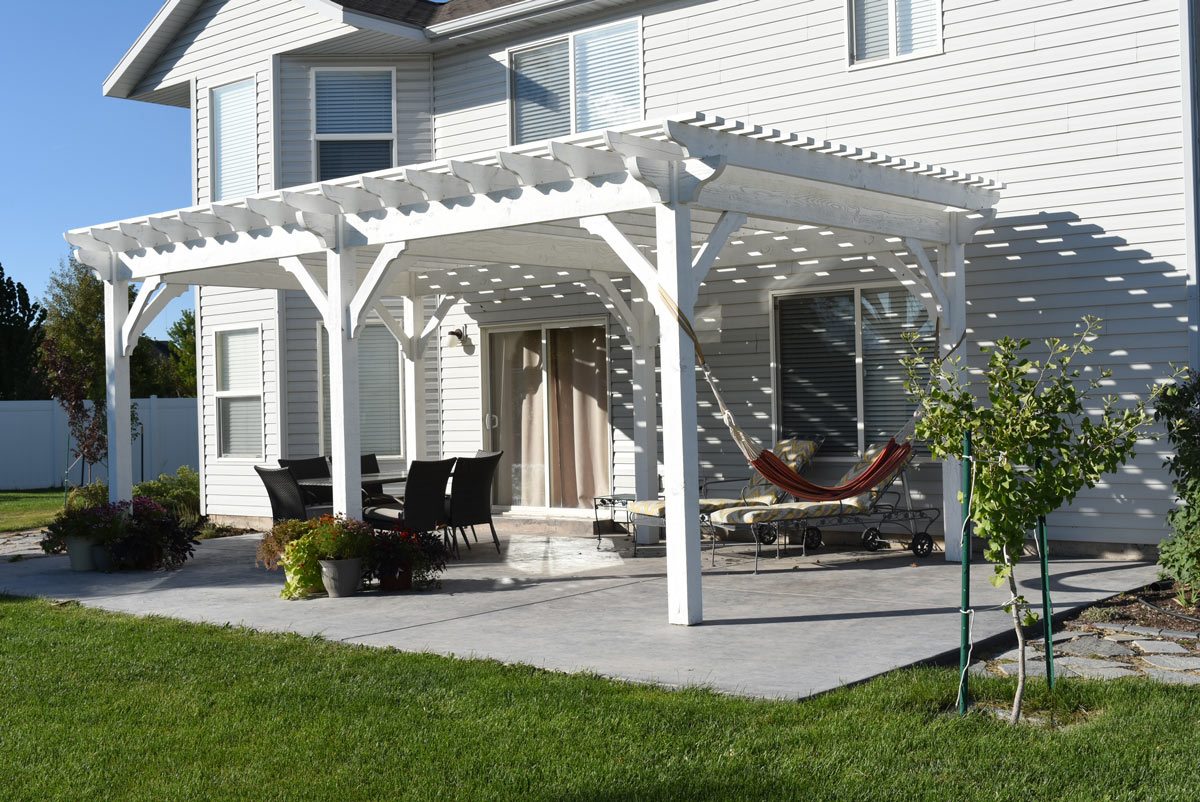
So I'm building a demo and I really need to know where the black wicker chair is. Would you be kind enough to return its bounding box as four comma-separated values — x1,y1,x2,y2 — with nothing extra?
254,466,333,523
364,458,456,550
278,457,332,505
447,452,503,553
361,453,400,505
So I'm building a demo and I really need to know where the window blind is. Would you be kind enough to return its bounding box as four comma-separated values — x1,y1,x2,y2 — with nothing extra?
512,40,571,144
315,71,393,134
217,330,260,393
212,79,257,201
897,0,939,56
777,292,859,456
860,288,931,446
219,397,262,458
318,140,393,182
852,0,891,62
321,327,403,456
574,20,641,133
216,329,261,458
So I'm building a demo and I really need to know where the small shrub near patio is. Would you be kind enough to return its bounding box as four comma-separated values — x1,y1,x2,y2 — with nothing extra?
276,516,374,599
41,498,198,571
134,466,201,524
1156,368,1200,608
367,527,450,591
66,481,109,512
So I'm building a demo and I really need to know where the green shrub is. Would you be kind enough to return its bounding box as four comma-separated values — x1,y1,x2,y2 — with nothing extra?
134,466,200,524
66,482,108,512
275,516,374,600
1156,369,1200,608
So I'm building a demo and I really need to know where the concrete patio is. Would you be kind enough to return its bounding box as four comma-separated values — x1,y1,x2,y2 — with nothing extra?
0,532,1158,699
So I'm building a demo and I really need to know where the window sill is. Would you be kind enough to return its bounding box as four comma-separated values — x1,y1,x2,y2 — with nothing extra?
847,47,943,73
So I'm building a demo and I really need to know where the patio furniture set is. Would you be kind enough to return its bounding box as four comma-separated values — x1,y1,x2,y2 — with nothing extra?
254,452,503,557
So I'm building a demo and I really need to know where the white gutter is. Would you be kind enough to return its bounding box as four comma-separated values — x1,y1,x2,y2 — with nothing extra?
427,0,592,36
1182,0,1199,369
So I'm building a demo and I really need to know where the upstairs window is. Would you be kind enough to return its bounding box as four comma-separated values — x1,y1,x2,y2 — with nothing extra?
850,0,941,64
215,328,263,459
511,19,641,145
314,69,395,181
211,79,258,200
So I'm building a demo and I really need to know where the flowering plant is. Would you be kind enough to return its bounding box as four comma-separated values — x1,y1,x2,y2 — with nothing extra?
366,527,449,590
41,497,197,571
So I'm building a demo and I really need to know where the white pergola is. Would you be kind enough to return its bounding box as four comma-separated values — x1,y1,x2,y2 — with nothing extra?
69,112,1001,625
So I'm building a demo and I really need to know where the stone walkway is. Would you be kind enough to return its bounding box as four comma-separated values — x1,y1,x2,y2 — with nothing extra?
972,622,1200,685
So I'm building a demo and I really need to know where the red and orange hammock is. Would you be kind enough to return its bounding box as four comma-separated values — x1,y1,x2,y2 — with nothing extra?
658,286,916,504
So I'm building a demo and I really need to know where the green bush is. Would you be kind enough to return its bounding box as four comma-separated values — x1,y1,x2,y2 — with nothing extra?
1156,369,1200,608
66,482,108,512
134,466,200,524
275,516,375,600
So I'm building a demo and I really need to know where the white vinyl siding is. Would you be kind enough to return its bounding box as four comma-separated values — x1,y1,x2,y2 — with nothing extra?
211,79,257,200
511,19,641,144
319,326,404,457
777,288,931,458
215,328,263,458
313,69,396,181
851,0,941,64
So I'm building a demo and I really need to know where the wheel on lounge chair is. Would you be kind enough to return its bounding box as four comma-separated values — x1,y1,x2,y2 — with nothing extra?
803,526,822,550
862,527,882,551
751,523,777,545
910,533,934,558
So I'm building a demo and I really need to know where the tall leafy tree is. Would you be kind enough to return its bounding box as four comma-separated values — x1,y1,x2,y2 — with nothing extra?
0,263,48,399
166,309,197,396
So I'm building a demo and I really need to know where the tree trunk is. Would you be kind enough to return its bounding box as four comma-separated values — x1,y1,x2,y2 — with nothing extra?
1005,548,1026,725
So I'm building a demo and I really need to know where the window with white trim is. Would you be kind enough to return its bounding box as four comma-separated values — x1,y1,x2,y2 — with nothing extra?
849,0,941,64
319,325,404,457
776,287,933,457
313,69,395,181
510,19,641,145
215,329,263,459
211,79,257,200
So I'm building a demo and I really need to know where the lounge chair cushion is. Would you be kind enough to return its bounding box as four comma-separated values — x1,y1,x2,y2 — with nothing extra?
709,495,869,528
628,494,776,519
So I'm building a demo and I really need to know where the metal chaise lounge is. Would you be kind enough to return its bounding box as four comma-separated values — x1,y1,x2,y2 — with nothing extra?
707,443,940,572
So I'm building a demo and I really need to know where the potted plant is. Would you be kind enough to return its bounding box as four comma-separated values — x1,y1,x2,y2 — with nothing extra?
257,519,312,590
277,516,373,599
367,527,450,592
42,501,126,572
41,497,197,573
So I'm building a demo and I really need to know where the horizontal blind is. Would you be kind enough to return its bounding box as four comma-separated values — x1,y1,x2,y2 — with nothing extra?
860,288,931,446
897,0,940,56
219,397,262,458
217,330,260,393
212,79,257,201
777,292,859,456
321,327,403,456
574,20,641,133
318,140,393,181
315,70,393,134
852,0,891,62
513,40,571,144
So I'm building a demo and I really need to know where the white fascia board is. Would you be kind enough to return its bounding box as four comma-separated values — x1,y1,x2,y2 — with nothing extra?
427,0,591,36
103,0,202,99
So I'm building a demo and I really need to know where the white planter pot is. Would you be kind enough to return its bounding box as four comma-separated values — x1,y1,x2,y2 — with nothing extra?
319,558,363,598
64,536,95,572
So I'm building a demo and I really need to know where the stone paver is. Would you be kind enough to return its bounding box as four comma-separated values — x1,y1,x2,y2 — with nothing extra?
1140,655,1200,672
1141,668,1200,686
1054,636,1133,658
1133,640,1188,655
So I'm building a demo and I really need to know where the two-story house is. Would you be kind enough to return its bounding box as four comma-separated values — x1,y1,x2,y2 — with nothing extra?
71,0,1197,624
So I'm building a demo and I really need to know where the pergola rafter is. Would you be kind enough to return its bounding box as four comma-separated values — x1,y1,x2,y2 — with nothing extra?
68,113,1002,626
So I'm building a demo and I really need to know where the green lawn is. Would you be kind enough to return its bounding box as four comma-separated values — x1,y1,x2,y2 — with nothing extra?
0,489,63,533
0,597,1196,801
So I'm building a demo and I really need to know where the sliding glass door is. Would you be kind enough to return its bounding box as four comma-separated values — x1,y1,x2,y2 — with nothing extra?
486,323,611,509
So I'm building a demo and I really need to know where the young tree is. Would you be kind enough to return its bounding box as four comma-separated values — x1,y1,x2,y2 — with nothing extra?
903,317,1169,724
0,263,48,399
166,309,197,396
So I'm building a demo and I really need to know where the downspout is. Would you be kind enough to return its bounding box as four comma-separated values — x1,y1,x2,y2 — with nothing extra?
1183,0,1199,369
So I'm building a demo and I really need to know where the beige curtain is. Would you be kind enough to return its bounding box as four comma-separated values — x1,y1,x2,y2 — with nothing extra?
489,330,545,507
547,326,611,508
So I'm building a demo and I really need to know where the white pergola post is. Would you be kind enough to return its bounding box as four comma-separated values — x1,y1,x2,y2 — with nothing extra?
630,300,659,546
655,202,704,625
326,244,363,518
103,274,134,502
940,216,968,562
402,293,427,462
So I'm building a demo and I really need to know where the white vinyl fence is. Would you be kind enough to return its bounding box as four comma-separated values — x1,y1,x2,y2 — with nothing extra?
0,398,198,490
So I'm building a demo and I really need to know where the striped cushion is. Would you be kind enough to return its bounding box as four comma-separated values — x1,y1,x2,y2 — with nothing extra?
628,496,775,519
709,495,868,527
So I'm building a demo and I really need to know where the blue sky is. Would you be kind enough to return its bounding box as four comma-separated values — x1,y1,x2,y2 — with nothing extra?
0,1,192,338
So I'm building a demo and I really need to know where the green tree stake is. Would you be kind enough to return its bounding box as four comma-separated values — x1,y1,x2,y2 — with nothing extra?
959,430,972,716
1037,514,1055,689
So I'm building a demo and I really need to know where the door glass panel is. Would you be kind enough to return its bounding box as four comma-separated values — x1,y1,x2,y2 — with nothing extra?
547,326,610,508
488,330,546,506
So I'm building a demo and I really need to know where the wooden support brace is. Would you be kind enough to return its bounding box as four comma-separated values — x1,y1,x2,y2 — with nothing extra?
579,216,661,306
690,210,747,287
122,279,187,356
417,295,456,353
904,238,951,320
588,271,642,344
349,242,407,337
875,251,940,322
280,257,329,322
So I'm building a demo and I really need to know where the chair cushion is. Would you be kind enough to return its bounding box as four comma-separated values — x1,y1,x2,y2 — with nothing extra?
628,496,771,519
303,505,334,520
363,504,404,526
709,495,869,527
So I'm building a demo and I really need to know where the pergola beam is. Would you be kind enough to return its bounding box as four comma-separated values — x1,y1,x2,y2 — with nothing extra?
350,242,407,337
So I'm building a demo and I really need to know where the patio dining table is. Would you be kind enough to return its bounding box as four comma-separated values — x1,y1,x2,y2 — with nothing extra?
296,471,408,488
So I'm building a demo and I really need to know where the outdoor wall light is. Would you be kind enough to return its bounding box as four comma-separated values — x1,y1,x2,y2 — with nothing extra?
446,327,468,348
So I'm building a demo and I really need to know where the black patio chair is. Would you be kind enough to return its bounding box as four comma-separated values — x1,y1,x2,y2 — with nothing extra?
447,452,503,553
278,456,332,505
254,466,333,523
361,453,400,505
364,458,457,551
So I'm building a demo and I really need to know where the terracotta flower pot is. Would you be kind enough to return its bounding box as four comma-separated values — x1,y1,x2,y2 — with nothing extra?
319,558,363,598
